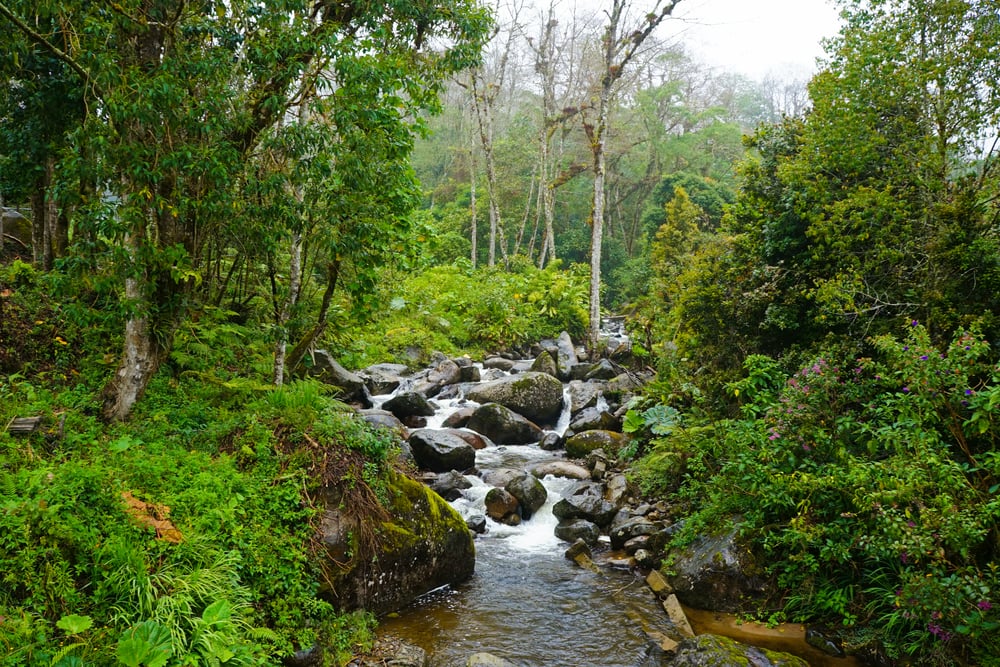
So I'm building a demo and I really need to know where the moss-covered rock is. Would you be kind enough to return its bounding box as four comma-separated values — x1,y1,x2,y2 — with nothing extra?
317,470,475,615
565,430,629,459
667,634,808,666
465,371,564,424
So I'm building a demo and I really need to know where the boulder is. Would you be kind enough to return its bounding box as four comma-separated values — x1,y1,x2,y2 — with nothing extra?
609,515,659,550
408,429,476,473
565,430,629,459
666,634,808,667
566,380,601,413
350,637,429,667
480,468,522,487
483,356,516,371
429,470,472,501
552,494,617,527
538,431,564,451
466,372,564,424
554,331,578,381
450,430,492,450
554,518,600,546
361,363,410,396
466,403,543,445
667,526,767,613
466,653,516,667
484,487,520,525
530,461,590,480
317,471,474,615
358,410,407,439
529,350,559,378
567,407,620,435
466,514,487,534
584,358,619,381
304,351,371,407
604,473,630,506
441,406,475,428
0,208,31,247
427,358,462,388
504,473,547,519
383,391,435,421
564,538,592,562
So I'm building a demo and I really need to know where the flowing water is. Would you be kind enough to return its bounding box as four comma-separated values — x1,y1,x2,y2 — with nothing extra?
375,350,863,666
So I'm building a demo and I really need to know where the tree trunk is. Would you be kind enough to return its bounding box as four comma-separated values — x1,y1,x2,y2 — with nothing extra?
470,148,478,268
285,259,340,377
588,105,608,359
273,230,303,385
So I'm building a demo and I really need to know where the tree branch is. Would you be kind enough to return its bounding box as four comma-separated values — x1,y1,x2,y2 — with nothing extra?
0,2,104,99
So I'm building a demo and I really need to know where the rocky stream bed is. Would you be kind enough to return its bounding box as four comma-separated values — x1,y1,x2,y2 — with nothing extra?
299,326,872,667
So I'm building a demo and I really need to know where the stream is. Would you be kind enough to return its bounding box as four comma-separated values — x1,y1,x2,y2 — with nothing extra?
371,339,864,667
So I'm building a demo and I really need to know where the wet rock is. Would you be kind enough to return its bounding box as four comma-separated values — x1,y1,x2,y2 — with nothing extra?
584,358,620,381
466,652,516,667
566,380,601,413
662,594,695,637
530,461,590,480
484,487,520,524
666,634,808,667
284,644,322,667
565,430,629,459
504,473,547,519
317,471,474,615
359,409,408,439
552,494,617,527
805,626,845,657
467,403,544,445
566,407,621,436
555,518,600,546
408,429,476,473
466,514,487,534
361,363,410,395
530,350,559,378
538,431,564,451
604,473,630,506
480,468,522,487
441,406,475,428
633,548,657,569
448,430,491,450
554,331,578,381
624,534,650,554
483,356,516,371
466,372,565,424
430,470,472,501
351,636,429,667
667,525,768,613
646,570,673,598
427,358,462,388
564,537,592,561
304,351,371,407
459,364,481,383
383,391,435,421
609,515,659,549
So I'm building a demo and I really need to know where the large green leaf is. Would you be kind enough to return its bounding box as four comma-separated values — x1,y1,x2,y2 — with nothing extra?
116,621,172,667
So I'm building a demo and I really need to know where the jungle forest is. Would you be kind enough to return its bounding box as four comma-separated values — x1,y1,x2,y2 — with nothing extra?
1,0,1000,666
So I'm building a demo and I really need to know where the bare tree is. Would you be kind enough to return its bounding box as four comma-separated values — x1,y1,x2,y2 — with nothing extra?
583,0,681,357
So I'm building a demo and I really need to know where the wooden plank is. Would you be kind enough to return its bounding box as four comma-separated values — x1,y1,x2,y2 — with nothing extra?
7,416,43,435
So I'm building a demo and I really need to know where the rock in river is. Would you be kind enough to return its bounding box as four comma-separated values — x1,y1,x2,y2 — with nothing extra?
466,371,564,424
408,429,476,473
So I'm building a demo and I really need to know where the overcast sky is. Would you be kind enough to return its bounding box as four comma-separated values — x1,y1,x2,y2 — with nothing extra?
666,0,844,79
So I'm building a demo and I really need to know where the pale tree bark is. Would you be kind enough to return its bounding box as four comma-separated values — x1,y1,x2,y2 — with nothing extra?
585,0,681,358
469,144,478,267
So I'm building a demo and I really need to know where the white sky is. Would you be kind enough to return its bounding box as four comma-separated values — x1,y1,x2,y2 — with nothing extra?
666,0,844,80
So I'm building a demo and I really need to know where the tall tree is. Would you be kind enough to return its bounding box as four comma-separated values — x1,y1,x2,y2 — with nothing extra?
0,0,490,421
583,0,680,356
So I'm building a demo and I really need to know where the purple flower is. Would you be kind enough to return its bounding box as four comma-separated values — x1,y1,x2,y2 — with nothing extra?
920,355,928,361
912,320,919,326
978,600,993,611
966,389,974,396
902,387,910,393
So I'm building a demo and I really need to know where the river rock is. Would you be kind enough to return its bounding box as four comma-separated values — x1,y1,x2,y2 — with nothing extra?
554,518,600,546
304,350,371,407
552,494,617,527
480,468,521,487
667,526,767,613
530,461,590,480
554,331,578,380
430,470,472,501
604,473,630,506
317,470,474,615
442,406,475,428
530,350,559,378
483,356,516,371
350,636,429,667
504,473,547,519
466,514,487,534
466,652,516,667
566,380,601,413
484,487,520,524
383,391,435,421
565,430,629,459
467,403,544,445
451,430,492,450
663,594,695,637
609,515,659,549
538,431,564,451
567,407,620,435
361,363,410,395
584,358,619,381
427,358,462,388
408,429,476,473
359,409,407,438
466,372,564,424
666,634,808,667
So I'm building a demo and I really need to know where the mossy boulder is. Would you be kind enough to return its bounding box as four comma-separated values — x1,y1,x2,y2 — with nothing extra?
466,372,564,424
466,403,543,445
317,470,475,615
667,524,769,614
408,429,477,472
565,430,629,459
667,634,808,666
